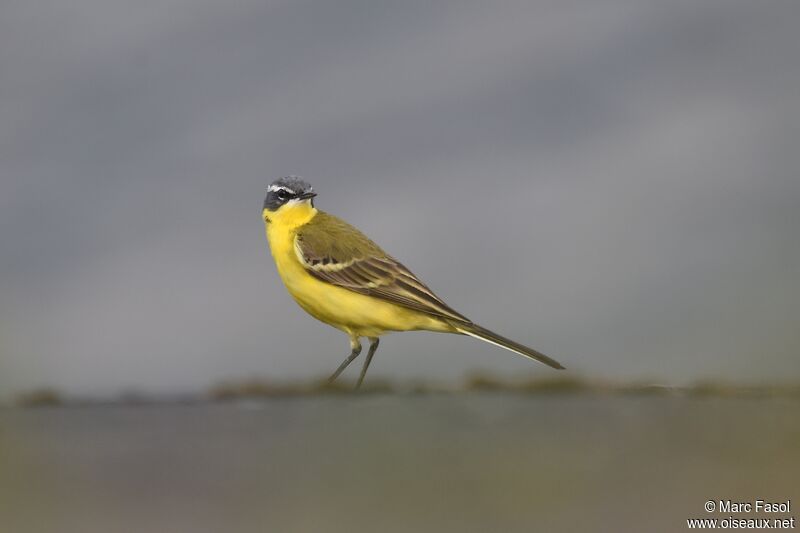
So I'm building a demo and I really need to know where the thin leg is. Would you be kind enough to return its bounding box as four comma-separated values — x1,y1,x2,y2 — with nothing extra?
356,337,380,390
327,337,362,384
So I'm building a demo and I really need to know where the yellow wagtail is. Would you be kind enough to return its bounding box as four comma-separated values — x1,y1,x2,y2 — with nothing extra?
262,177,564,388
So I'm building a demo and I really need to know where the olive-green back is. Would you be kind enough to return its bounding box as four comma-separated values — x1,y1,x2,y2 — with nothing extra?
296,211,470,323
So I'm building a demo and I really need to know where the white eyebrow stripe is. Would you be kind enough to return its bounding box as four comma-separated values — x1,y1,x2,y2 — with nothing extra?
268,185,295,194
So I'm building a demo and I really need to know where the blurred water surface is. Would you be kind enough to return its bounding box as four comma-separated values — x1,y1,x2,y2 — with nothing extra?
1,395,798,533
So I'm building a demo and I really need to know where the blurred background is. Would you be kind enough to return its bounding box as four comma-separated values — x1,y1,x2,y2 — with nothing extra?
1,1,798,532
1,0,799,398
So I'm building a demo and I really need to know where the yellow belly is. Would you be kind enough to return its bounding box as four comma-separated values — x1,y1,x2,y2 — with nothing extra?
266,222,450,338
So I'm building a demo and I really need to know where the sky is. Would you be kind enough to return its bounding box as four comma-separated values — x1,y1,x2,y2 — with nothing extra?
1,0,799,399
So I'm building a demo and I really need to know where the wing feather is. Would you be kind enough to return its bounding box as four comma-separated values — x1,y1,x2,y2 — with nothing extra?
295,212,470,323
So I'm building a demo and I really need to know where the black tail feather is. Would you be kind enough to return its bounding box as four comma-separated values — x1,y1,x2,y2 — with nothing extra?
454,323,565,370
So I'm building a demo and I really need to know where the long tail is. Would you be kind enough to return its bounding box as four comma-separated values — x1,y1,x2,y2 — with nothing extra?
453,323,565,370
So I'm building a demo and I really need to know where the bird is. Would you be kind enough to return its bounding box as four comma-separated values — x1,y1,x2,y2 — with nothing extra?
262,176,564,389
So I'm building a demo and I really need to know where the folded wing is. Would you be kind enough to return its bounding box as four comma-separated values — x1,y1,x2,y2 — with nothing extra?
295,212,470,323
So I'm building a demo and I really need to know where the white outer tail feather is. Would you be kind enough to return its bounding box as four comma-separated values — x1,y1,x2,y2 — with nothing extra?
455,325,565,370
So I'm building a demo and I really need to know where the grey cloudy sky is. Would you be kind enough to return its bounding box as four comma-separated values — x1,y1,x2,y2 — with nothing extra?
1,0,799,398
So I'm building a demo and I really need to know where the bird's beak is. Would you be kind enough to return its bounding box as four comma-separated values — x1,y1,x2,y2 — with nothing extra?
299,191,317,200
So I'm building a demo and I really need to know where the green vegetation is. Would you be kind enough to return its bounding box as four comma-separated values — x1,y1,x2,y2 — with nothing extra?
14,388,63,407
7,377,799,407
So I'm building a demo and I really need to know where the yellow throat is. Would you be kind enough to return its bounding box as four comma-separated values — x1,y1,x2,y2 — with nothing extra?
262,199,318,231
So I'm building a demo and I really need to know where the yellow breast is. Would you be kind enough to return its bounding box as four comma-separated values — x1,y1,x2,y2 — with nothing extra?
263,205,448,337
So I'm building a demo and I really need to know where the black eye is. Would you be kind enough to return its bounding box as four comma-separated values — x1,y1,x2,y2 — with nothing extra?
277,190,289,200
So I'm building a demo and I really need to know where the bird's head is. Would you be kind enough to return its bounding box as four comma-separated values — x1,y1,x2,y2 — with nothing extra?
262,177,317,225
